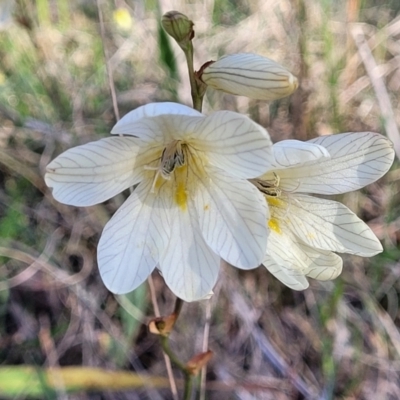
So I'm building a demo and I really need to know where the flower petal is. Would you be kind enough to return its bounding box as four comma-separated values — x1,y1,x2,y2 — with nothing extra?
264,224,342,288
160,204,220,302
189,111,274,178
271,194,383,256
111,102,203,136
98,179,170,294
194,168,269,269
201,53,298,101
265,226,310,274
277,132,395,194
271,140,330,168
300,245,343,281
45,137,142,206
263,255,309,290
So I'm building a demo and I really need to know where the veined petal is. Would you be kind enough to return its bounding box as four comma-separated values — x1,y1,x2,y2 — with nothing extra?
277,132,395,194
189,111,274,178
194,168,269,269
272,140,330,168
98,179,170,294
160,203,220,302
272,194,383,256
264,224,342,288
265,225,310,274
111,102,203,136
263,255,309,290
201,53,298,101
45,137,142,206
258,141,330,178
300,244,343,281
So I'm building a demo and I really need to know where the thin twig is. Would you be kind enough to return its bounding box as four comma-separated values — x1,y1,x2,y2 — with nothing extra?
230,291,320,399
148,276,179,400
96,0,120,121
199,300,212,400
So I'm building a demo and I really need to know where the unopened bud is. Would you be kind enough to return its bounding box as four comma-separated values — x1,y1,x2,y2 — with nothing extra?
161,11,194,50
200,53,298,101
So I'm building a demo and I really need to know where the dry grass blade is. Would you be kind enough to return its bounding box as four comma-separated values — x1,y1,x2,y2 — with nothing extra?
96,0,120,121
351,24,400,159
230,291,320,399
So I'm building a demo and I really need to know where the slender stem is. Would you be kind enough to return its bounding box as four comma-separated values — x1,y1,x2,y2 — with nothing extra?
157,297,194,399
183,373,193,400
160,335,193,400
148,277,178,400
160,336,187,372
199,300,211,400
173,297,184,316
184,43,204,112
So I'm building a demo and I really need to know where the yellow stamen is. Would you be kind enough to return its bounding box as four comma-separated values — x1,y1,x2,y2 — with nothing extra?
174,165,188,211
268,218,281,234
153,174,164,191
266,196,284,208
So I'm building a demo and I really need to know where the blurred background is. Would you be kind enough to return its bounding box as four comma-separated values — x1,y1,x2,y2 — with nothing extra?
0,0,400,398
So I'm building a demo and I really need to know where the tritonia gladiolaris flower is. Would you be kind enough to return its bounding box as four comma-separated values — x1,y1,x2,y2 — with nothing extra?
251,132,395,289
45,102,274,301
201,53,298,101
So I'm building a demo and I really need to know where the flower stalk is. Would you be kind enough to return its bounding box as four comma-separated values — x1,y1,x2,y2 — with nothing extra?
149,297,211,399
183,41,207,112
161,11,206,111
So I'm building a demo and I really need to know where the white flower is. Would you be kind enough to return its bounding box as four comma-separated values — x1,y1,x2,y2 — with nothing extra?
251,132,395,290
200,53,298,101
45,102,274,301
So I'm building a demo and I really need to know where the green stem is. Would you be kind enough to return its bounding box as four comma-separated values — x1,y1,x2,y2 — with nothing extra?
183,372,193,400
160,335,187,372
160,332,193,400
184,42,204,112
159,297,193,399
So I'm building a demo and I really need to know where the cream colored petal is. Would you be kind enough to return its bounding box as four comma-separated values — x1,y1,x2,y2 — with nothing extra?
264,225,342,288
45,137,142,206
265,226,310,274
98,179,170,294
202,53,298,101
111,102,203,136
273,194,383,256
263,255,309,290
300,244,343,281
160,202,220,302
188,111,274,178
258,141,330,179
194,168,269,270
272,140,330,168
277,132,395,194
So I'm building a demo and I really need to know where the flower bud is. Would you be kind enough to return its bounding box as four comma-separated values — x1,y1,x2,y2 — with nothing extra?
161,11,194,50
200,53,298,101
